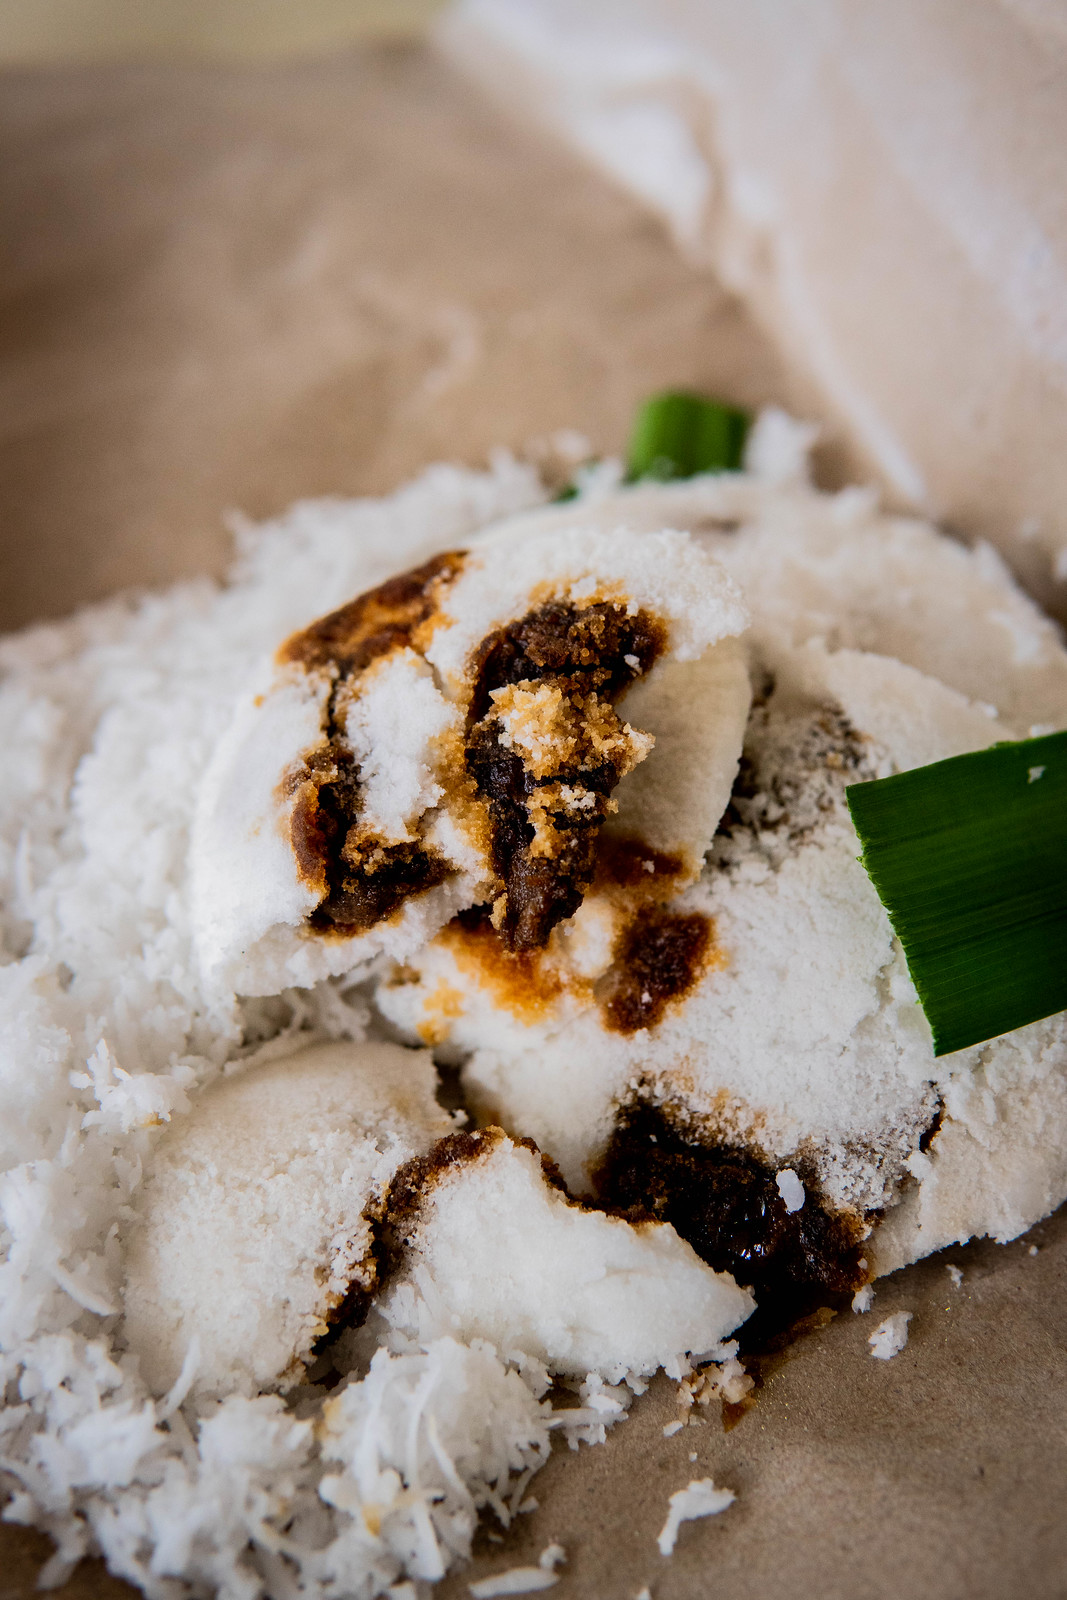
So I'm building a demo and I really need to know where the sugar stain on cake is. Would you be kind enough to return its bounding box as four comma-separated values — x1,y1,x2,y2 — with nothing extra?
279,553,467,937
279,550,467,676
594,1099,869,1347
277,562,671,951
596,904,723,1034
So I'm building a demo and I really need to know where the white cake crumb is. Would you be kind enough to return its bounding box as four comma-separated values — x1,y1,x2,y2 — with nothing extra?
469,1567,559,1596
775,1168,806,1213
634,1589,654,1600
851,1285,875,1314
656,1479,735,1556
662,1420,684,1438
946,1264,964,1288
1029,1244,1040,1256
688,1451,698,1462
538,1545,566,1572
869,1312,913,1360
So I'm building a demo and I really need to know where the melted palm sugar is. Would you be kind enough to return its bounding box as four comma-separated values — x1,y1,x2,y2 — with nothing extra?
281,553,464,937
465,599,665,951
594,1100,868,1342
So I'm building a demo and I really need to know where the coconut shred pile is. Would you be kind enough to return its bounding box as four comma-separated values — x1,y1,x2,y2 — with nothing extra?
2,417,1067,1599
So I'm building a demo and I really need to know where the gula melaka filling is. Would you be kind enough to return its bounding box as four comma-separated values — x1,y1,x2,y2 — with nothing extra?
190,519,749,994
464,598,662,949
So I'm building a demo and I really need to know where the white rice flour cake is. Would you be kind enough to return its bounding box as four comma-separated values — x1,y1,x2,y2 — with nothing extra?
122,1039,453,1397
377,1128,753,1380
377,451,1067,1312
124,1046,753,1404
4,430,1067,1600
191,522,749,996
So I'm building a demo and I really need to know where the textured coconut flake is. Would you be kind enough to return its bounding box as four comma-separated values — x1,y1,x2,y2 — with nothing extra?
868,1312,912,1360
469,1567,559,1596
775,1169,805,1213
656,1479,735,1556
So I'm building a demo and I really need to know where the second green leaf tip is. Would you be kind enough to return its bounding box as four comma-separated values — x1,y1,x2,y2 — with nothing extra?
627,392,750,481
846,730,1067,1057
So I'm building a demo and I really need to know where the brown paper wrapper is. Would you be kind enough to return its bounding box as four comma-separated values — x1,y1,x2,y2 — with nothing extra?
0,41,1064,1600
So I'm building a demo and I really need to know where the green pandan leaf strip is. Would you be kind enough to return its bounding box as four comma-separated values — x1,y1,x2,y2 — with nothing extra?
626,392,750,482
846,730,1067,1056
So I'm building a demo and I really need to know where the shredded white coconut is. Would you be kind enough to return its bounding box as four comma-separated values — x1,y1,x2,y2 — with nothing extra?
3,431,1066,1600
469,1570,558,1597
656,1478,735,1556
851,1285,876,1314
775,1168,805,1213
868,1312,913,1360
946,1264,964,1288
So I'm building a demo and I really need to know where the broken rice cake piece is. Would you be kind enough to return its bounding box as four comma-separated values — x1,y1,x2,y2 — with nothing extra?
190,521,749,996
122,1039,452,1397
123,1053,753,1400
377,1127,753,1379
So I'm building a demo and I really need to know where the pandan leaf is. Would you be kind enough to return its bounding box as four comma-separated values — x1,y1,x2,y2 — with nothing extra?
627,392,750,481
846,730,1067,1056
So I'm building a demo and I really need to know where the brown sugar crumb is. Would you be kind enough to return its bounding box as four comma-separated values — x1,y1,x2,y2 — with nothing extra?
278,550,466,676
596,906,721,1034
464,600,665,952
594,1101,868,1341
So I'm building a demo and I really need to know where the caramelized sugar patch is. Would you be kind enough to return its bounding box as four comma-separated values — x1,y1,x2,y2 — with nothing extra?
595,834,686,895
464,600,666,952
594,1100,868,1340
439,907,569,1025
278,550,466,676
279,551,467,938
597,905,721,1034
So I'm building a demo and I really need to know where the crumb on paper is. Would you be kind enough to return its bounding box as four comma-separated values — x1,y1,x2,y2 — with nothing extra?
662,1420,684,1438
656,1479,735,1556
678,1354,753,1411
635,1589,653,1600
851,1284,875,1314
775,1167,805,1213
1029,1244,1040,1256
469,1566,559,1597
688,1451,697,1462
946,1264,963,1288
538,1545,566,1573
869,1311,912,1360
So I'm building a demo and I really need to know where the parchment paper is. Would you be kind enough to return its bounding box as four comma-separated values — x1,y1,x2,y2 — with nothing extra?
1,41,1064,1600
